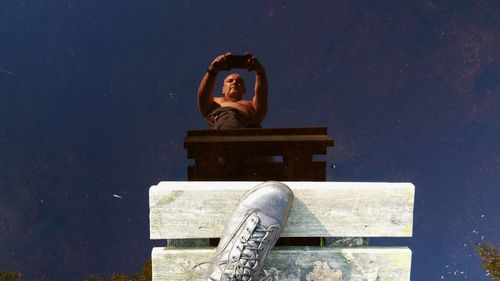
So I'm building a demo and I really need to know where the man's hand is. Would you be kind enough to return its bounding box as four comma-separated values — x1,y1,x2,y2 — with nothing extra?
207,53,231,73
246,55,265,74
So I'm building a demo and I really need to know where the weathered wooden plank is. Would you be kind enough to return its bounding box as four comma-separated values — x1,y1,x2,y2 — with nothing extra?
149,182,414,239
152,246,412,281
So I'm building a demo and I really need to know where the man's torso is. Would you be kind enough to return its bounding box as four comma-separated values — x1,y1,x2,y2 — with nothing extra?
214,97,256,119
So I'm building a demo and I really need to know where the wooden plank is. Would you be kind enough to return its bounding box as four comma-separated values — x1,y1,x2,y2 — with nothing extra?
185,135,333,144
184,129,334,159
184,136,333,157
186,143,331,159
149,182,414,239
187,127,329,136
187,161,326,181
152,246,412,281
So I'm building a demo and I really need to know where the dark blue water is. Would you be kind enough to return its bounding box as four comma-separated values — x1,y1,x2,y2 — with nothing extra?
1,1,499,280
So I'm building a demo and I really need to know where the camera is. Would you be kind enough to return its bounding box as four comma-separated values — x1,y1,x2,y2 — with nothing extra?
226,54,251,69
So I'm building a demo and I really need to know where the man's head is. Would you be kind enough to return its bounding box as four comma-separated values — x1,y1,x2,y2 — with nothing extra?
222,73,246,101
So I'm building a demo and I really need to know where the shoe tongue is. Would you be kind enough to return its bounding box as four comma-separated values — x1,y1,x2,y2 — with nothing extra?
253,210,280,228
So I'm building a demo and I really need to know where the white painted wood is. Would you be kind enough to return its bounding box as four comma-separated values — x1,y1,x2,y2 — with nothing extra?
152,246,412,281
149,181,414,239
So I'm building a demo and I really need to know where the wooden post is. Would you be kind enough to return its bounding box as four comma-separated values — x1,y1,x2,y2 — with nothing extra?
184,127,333,181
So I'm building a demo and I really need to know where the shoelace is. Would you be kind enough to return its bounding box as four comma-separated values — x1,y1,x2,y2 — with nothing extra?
226,224,275,280
195,223,277,281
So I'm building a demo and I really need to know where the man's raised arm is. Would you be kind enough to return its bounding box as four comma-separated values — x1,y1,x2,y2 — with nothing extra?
197,54,228,120
197,71,218,119
248,56,268,125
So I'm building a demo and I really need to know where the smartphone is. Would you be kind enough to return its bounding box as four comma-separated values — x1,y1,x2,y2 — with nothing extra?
226,54,250,69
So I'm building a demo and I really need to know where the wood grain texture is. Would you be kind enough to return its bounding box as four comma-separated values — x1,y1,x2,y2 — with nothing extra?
149,181,414,239
152,246,412,281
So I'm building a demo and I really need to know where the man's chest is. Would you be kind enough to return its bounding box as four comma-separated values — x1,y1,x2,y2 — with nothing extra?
215,99,254,113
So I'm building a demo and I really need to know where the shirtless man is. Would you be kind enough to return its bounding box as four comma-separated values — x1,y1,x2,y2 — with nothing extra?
198,53,268,129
